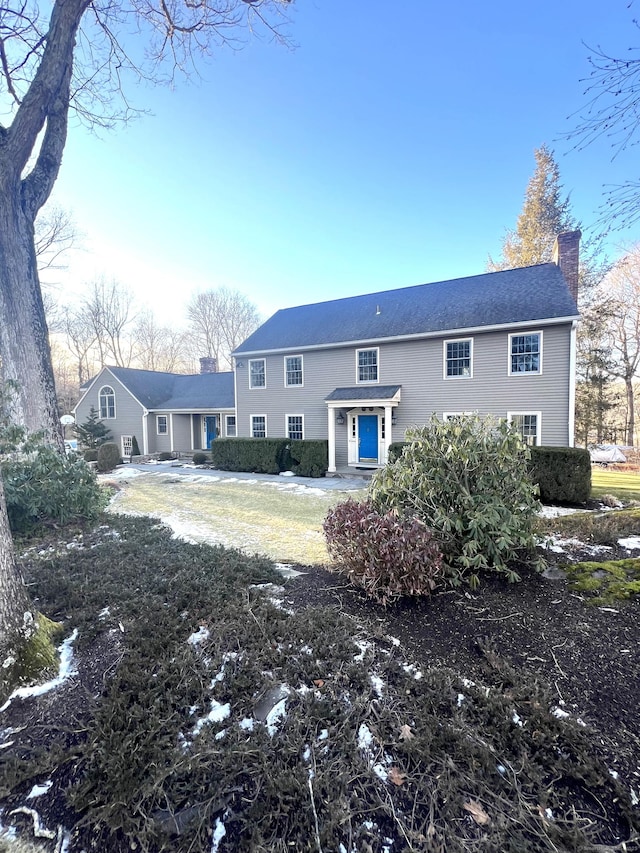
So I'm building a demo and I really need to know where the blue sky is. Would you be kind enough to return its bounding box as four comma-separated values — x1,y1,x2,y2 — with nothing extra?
47,0,639,323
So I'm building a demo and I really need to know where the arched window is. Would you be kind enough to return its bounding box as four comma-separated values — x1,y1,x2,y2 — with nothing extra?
99,386,116,419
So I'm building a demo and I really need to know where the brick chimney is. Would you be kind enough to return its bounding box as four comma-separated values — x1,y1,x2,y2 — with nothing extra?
199,357,218,374
552,230,581,305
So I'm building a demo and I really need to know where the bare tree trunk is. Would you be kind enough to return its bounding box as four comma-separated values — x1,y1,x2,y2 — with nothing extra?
0,186,64,450
625,377,635,446
0,478,31,683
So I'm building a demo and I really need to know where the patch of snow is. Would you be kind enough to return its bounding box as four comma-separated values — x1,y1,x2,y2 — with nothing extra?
538,505,583,519
497,764,506,775
631,788,639,807
273,563,306,578
27,781,53,798
388,635,400,647
354,640,372,662
370,675,384,698
598,607,619,614
552,707,570,719
265,698,287,737
372,763,388,782
457,694,465,707
318,729,329,741
402,663,423,680
214,729,226,741
98,607,110,619
609,769,620,780
302,745,311,762
210,816,226,853
0,629,78,713
545,808,554,820
358,723,374,750
192,700,231,736
279,471,296,477
187,626,210,646
618,536,640,550
512,711,523,727
239,717,254,732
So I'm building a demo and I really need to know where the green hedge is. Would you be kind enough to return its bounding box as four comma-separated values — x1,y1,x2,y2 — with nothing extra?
529,446,591,504
210,438,290,474
290,440,328,478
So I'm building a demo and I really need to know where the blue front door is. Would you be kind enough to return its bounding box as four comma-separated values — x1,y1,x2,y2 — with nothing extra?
358,415,378,462
205,416,217,448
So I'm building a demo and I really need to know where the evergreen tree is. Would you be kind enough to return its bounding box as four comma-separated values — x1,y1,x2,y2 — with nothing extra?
73,406,112,449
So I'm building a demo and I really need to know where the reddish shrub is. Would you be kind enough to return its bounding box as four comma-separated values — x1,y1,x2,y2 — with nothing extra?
323,498,443,604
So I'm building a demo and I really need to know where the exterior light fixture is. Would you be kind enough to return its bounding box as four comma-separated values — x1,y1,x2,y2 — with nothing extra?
336,411,345,425
392,412,398,426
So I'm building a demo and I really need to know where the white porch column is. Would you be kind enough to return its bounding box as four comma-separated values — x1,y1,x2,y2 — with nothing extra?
169,413,174,452
142,411,149,455
384,404,393,464
327,407,337,473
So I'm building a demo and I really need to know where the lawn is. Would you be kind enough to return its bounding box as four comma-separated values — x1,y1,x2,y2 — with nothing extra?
591,466,640,501
108,471,365,564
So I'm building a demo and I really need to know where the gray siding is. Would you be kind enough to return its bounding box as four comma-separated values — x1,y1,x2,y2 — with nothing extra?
74,370,145,456
235,324,573,462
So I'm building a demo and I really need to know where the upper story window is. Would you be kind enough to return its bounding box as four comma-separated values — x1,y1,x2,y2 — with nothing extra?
357,348,379,383
509,332,542,375
444,338,472,378
287,415,304,441
251,415,267,438
249,359,266,389
508,412,541,446
156,415,168,435
99,385,116,419
285,355,303,387
226,415,237,437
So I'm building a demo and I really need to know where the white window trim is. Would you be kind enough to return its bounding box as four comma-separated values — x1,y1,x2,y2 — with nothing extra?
507,411,542,446
286,413,305,441
98,385,116,420
443,337,473,380
250,414,267,438
355,347,380,384
249,358,267,389
156,415,168,435
284,354,304,388
508,330,543,376
225,415,237,437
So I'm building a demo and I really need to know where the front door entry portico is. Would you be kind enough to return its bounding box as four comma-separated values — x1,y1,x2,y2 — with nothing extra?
358,414,378,463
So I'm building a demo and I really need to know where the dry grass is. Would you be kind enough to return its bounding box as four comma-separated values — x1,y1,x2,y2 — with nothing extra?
107,473,365,564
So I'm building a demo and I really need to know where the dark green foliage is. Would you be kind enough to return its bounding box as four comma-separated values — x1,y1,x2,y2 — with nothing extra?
131,435,141,456
97,442,121,472
84,449,98,462
2,446,108,533
192,451,208,465
529,445,591,504
73,406,112,449
210,438,290,474
158,451,174,461
323,498,443,603
387,441,409,463
289,439,328,477
370,415,541,586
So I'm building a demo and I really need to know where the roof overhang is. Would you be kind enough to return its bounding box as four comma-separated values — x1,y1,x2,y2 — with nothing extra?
325,385,401,407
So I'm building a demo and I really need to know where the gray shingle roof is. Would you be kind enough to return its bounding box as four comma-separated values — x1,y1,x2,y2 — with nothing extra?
106,367,234,410
234,263,578,355
325,386,401,402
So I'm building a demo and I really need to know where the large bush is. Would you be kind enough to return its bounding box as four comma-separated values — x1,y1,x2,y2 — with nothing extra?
370,415,541,586
3,445,108,533
529,445,591,504
97,442,121,472
210,438,290,474
323,498,443,603
289,439,328,477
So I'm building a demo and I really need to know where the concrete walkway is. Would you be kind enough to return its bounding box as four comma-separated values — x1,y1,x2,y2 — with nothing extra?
123,461,367,492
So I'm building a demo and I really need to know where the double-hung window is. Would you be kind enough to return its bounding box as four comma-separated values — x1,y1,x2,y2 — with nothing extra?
249,359,266,389
287,415,304,441
509,332,542,374
251,415,267,438
99,386,116,419
508,412,541,446
285,356,303,387
156,415,168,435
444,339,472,378
225,415,237,437
357,348,378,383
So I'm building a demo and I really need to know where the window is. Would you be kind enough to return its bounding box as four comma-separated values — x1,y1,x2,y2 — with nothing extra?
251,415,267,438
99,385,116,419
287,415,304,441
285,355,303,387
226,415,237,437
156,415,168,435
509,332,542,374
445,339,472,378
121,435,133,457
357,348,378,383
249,359,266,388
508,412,541,446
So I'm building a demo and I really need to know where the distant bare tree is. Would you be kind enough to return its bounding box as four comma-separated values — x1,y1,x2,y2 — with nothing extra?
186,288,260,371
134,310,190,373
82,279,137,368
34,206,78,280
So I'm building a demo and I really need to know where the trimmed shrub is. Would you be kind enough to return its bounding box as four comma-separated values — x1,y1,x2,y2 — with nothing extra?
192,451,208,465
158,451,173,461
323,498,443,604
84,449,98,463
131,435,141,457
97,442,121,472
3,446,108,533
529,445,591,504
387,441,409,463
289,440,328,478
210,438,290,474
370,415,541,586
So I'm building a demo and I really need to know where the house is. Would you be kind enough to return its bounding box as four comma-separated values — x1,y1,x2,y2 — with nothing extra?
73,360,236,457
232,232,582,473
